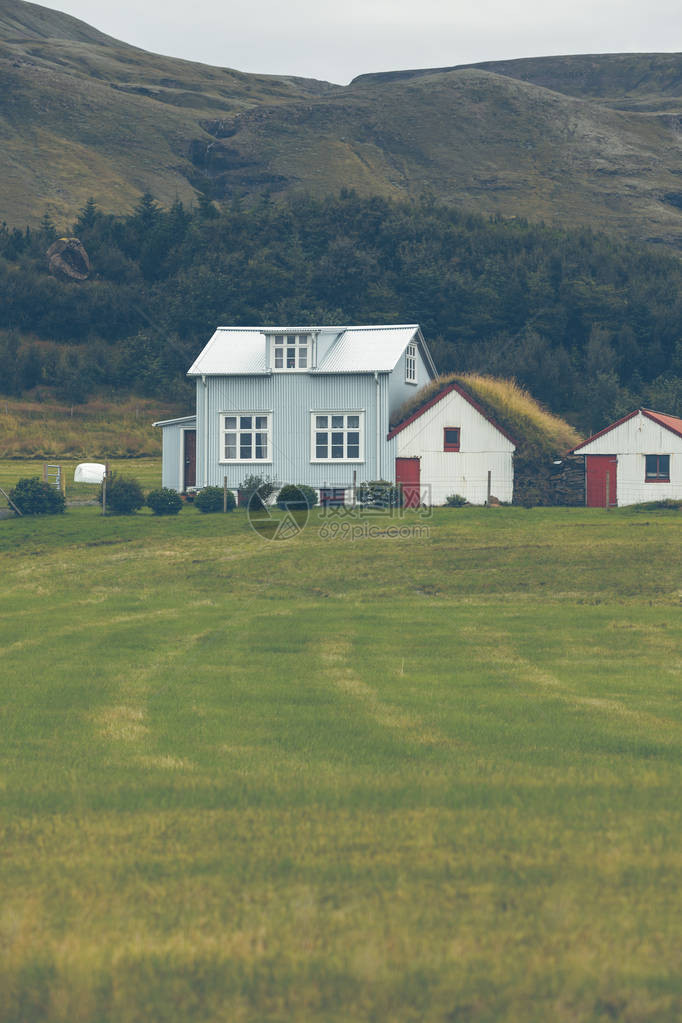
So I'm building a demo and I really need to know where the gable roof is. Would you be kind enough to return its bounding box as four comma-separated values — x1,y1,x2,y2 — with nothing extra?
387,380,517,445
570,408,682,453
186,325,437,377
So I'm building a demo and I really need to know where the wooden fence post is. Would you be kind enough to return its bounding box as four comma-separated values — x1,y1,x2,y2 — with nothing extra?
223,476,228,513
102,465,108,516
487,470,492,506
605,472,610,511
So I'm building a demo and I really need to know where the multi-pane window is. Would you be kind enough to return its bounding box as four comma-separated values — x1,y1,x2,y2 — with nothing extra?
312,413,363,461
405,342,417,383
222,413,271,462
645,454,670,481
444,427,461,451
272,334,309,370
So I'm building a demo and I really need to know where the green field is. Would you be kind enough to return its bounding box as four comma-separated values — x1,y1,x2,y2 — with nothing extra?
0,458,161,504
1,504,681,1022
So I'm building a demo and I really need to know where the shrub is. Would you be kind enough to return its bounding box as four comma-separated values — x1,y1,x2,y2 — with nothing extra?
356,480,402,509
146,488,183,516
9,477,65,515
445,493,468,507
276,484,318,510
194,486,236,513
239,474,275,512
98,473,144,514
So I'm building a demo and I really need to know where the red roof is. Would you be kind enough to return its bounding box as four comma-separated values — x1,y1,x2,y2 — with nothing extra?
387,381,516,444
643,408,682,438
570,407,682,453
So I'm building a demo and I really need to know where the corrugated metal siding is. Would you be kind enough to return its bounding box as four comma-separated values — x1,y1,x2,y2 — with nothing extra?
395,388,514,505
612,453,682,505
576,413,682,456
159,418,195,491
197,373,393,490
388,343,433,417
574,412,682,505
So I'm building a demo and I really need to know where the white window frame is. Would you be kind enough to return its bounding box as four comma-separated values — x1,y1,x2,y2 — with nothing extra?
220,412,272,464
405,342,417,384
310,411,365,463
270,333,311,371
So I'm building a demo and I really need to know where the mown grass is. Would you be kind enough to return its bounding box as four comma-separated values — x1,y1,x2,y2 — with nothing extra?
0,505,680,1022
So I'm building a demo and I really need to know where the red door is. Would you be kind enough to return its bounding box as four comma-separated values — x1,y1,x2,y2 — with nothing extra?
586,455,617,507
396,457,421,508
183,430,196,490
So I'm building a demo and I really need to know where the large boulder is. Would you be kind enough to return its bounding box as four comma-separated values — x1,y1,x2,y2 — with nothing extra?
47,237,91,281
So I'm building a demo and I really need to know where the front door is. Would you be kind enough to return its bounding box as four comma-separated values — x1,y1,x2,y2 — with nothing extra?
586,455,617,507
183,430,196,491
396,457,421,508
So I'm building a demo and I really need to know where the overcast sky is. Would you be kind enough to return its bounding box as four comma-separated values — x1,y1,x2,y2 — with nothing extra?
42,0,682,84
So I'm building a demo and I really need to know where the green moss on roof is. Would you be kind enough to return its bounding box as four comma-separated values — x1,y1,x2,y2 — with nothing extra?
391,374,583,504
392,373,581,455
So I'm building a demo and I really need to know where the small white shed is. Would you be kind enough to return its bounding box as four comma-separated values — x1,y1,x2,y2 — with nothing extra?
570,408,682,507
388,381,516,505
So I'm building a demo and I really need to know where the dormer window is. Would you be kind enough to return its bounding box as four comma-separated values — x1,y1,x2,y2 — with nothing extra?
405,342,417,384
271,333,310,371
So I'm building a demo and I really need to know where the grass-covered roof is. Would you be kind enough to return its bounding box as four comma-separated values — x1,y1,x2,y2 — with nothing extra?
391,374,583,504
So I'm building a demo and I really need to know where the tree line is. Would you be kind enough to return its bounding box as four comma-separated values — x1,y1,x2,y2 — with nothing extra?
0,190,681,431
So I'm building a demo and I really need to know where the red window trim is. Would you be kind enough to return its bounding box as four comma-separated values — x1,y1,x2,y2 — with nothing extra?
444,427,461,452
645,454,670,483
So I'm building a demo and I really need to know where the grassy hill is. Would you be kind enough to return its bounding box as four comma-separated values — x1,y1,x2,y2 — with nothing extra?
0,0,338,225
2,1,682,249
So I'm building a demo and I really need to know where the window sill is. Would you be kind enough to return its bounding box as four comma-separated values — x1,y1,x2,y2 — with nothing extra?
219,460,273,465
645,478,670,483
311,459,365,464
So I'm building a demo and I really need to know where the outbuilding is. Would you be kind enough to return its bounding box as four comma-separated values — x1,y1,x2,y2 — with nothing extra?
570,408,682,507
388,380,516,505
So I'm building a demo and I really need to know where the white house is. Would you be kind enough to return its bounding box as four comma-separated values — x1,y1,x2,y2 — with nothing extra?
570,408,682,506
388,380,516,505
155,325,516,505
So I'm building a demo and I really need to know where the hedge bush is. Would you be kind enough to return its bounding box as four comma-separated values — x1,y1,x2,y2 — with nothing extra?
146,488,183,516
239,474,275,512
98,473,144,514
445,493,468,507
356,480,402,509
195,486,236,513
9,477,65,515
276,484,318,511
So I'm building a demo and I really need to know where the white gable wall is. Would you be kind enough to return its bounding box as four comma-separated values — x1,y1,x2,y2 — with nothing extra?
388,341,434,416
395,388,515,505
577,412,682,505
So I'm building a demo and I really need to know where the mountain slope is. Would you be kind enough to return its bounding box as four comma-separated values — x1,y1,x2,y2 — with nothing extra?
0,0,338,224
353,53,682,111
2,0,682,250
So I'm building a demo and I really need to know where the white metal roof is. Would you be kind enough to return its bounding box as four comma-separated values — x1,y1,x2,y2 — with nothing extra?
316,326,420,373
187,329,268,376
152,415,197,427
186,325,434,376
